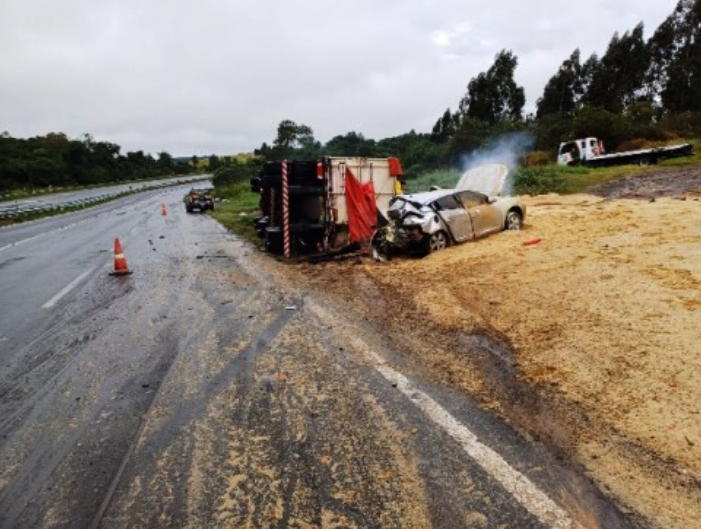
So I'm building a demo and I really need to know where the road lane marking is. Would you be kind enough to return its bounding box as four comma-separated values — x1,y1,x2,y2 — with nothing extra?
307,300,583,529
0,217,95,253
42,270,92,309
371,356,580,529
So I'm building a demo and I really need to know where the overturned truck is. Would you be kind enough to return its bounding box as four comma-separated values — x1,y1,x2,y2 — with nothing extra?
251,157,403,256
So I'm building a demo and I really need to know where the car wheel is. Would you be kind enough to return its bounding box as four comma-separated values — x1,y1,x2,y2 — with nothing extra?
425,231,448,254
505,210,522,230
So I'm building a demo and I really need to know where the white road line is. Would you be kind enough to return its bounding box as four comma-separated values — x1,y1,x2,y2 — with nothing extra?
371,356,580,529
0,217,94,253
42,270,92,309
307,300,583,529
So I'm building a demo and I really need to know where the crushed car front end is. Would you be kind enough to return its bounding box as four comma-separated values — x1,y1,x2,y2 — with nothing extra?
372,192,450,258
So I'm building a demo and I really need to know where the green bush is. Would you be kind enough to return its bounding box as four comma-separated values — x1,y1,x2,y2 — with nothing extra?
215,180,258,201
660,112,701,137
514,165,587,195
523,150,552,166
212,160,259,187
405,168,462,192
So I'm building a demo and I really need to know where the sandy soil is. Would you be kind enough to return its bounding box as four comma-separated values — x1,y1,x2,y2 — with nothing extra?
304,166,701,529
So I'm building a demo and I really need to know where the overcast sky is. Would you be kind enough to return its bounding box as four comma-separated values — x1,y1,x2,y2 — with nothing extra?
0,0,678,157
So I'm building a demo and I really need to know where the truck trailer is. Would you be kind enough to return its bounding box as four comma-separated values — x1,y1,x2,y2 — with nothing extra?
557,137,694,167
250,156,403,256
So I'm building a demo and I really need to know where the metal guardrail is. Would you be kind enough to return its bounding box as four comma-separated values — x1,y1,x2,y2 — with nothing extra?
0,193,116,218
0,177,205,219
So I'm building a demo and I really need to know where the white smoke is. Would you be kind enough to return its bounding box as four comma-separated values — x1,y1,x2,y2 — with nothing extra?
459,132,535,196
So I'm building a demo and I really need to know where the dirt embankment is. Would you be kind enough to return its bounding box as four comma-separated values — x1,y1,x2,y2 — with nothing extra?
305,166,701,529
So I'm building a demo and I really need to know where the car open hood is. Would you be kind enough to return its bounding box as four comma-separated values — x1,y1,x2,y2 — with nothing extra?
455,164,508,196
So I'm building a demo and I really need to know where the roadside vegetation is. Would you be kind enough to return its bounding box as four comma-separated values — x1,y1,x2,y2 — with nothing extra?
208,160,262,245
397,136,700,196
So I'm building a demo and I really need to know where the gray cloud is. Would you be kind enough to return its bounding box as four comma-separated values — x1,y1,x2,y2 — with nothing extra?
0,0,677,156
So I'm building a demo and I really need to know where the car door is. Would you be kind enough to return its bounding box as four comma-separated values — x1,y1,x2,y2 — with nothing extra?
433,194,474,242
457,191,502,238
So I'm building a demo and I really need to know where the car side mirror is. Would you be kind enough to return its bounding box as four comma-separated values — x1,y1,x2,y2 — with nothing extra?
487,196,498,204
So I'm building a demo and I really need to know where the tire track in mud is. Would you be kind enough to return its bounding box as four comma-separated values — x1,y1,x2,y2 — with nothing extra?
0,275,133,433
295,276,649,529
0,312,205,529
83,280,268,529
95,297,299,528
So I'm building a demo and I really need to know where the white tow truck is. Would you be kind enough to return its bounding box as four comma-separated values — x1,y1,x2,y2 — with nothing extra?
557,137,693,167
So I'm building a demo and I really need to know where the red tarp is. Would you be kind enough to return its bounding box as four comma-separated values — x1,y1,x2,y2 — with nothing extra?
345,168,377,242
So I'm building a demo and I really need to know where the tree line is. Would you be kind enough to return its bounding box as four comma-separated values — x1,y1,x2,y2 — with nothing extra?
0,132,194,191
245,0,701,179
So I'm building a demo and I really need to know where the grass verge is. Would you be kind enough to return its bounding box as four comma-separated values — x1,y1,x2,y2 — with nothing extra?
208,182,262,245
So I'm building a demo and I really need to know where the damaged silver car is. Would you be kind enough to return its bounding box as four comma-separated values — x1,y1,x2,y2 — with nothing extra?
372,164,525,258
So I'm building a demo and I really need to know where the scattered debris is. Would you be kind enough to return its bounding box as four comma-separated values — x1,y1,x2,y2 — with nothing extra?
523,237,542,246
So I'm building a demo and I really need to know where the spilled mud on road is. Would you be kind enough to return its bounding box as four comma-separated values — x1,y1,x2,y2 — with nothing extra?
300,168,701,529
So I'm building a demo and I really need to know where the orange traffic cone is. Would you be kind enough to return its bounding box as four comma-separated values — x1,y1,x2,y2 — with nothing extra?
110,237,132,275
161,204,167,216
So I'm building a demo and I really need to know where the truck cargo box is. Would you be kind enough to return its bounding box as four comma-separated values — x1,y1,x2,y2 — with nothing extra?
252,156,403,256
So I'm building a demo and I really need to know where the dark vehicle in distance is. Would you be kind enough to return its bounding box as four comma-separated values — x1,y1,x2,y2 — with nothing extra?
184,188,215,213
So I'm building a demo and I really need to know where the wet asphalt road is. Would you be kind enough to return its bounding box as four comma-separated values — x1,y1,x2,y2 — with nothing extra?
0,188,643,529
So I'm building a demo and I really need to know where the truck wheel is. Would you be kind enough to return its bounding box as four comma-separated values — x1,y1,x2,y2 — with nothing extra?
639,157,650,166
